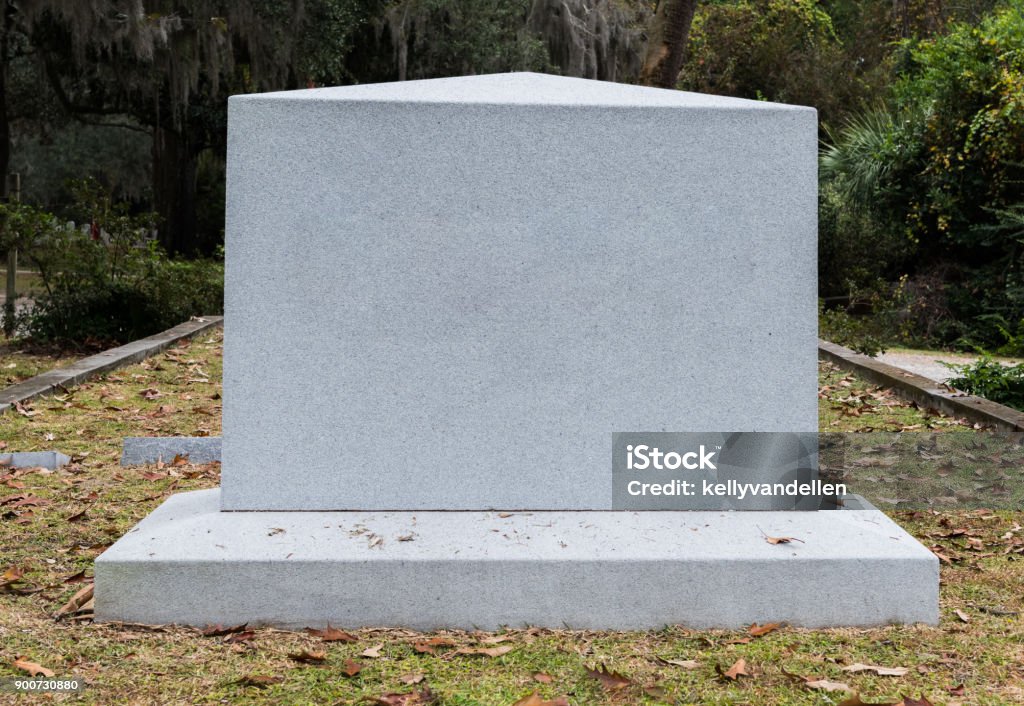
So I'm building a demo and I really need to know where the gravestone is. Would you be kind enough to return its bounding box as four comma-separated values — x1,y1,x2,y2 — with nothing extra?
95,73,937,629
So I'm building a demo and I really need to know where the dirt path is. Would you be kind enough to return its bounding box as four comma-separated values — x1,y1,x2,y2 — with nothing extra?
877,349,1022,382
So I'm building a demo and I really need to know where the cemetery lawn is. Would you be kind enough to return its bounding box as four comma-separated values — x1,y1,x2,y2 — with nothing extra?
0,340,1020,705
0,339,81,386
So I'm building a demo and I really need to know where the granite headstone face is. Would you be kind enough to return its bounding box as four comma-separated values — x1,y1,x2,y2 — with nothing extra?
221,72,818,511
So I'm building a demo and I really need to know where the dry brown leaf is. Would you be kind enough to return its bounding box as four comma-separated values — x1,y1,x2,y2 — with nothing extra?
511,692,569,706
289,649,327,664
201,622,248,637
585,663,632,690
400,673,425,684
342,659,364,677
532,672,554,683
413,637,456,655
369,687,437,705
716,658,749,681
748,622,781,637
955,609,970,623
900,697,935,706
305,625,358,642
806,679,853,692
361,643,385,658
658,658,699,669
842,663,910,677
54,583,93,618
13,656,55,678
478,634,512,644
224,630,257,644
764,535,804,545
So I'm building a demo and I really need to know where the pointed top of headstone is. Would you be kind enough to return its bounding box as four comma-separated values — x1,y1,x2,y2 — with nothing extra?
236,72,812,111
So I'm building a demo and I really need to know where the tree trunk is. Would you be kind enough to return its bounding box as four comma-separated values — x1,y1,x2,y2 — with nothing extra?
0,5,11,201
639,0,698,89
152,125,198,256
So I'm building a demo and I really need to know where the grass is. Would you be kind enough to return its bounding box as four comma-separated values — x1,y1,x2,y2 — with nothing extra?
0,344,1021,704
0,339,81,386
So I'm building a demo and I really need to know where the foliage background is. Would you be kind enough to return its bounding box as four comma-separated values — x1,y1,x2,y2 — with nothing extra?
6,0,1024,352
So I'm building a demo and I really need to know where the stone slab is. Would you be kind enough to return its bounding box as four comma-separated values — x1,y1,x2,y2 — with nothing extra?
121,437,222,466
223,73,818,511
95,489,938,629
0,451,70,470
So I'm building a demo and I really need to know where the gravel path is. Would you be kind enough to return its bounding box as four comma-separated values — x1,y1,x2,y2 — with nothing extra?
877,349,1022,383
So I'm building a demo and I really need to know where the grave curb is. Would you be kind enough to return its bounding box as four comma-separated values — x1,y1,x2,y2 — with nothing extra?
1,316,223,415
818,339,1024,431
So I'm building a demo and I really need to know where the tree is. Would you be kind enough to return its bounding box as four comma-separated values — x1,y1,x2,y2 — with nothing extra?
10,1,373,255
638,0,697,88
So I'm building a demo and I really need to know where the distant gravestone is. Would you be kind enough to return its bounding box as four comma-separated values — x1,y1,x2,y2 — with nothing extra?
95,73,937,629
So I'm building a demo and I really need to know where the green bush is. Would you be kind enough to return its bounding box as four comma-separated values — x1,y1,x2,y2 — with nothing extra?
820,5,1024,350
946,356,1024,410
4,180,223,345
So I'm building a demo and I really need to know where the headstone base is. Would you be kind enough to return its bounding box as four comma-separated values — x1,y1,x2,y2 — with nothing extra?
95,489,937,629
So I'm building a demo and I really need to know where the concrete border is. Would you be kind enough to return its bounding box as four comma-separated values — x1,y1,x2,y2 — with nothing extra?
819,339,1024,431
1,316,223,415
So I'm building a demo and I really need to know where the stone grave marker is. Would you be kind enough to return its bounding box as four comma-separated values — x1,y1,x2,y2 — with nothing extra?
96,73,937,629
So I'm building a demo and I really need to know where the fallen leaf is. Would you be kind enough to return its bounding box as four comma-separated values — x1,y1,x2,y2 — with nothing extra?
400,673,425,684
806,679,853,692
362,643,385,658
947,684,965,696
532,672,554,683
224,630,257,644
512,692,569,706
369,687,436,705
658,658,699,669
54,583,93,618
342,659,364,677
955,609,970,623
900,697,935,706
305,625,358,642
764,535,804,545
842,663,910,677
413,637,455,654
586,663,632,690
289,649,327,664
749,622,781,637
716,658,749,681
13,656,55,678
234,674,283,688
63,569,89,584
478,634,511,644
201,622,248,637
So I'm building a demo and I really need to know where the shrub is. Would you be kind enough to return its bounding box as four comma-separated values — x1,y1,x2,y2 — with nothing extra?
7,179,223,345
945,356,1024,410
